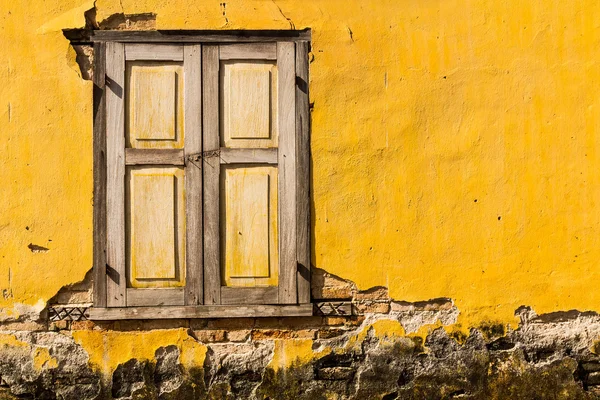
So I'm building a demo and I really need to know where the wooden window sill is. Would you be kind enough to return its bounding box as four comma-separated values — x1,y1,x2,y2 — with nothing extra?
87,304,313,320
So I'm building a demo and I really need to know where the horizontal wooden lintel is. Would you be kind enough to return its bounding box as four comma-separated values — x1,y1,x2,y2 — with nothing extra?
91,29,311,43
125,149,184,165
87,304,313,320
219,148,278,164
126,288,185,307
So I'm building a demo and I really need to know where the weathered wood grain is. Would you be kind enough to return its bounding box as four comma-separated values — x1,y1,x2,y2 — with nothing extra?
126,167,185,288
92,30,312,43
220,287,278,305
184,44,203,305
126,288,185,306
106,42,126,307
93,41,107,308
126,63,184,149
203,45,221,305
222,166,279,288
295,41,311,304
125,149,184,165
125,44,184,61
277,42,297,304
219,43,277,60
220,59,278,149
88,304,313,320
219,148,278,164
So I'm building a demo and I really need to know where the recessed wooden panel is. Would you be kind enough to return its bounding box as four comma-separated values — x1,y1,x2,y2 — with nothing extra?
222,166,278,287
221,61,278,148
127,167,185,288
126,62,184,149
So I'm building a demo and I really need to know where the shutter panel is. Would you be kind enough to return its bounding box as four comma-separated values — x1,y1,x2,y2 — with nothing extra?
106,42,126,307
203,43,297,305
106,43,201,307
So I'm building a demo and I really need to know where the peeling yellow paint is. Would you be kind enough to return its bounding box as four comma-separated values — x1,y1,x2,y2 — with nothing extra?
33,347,58,371
0,333,29,349
268,339,315,372
1,0,600,335
370,319,406,338
72,328,207,374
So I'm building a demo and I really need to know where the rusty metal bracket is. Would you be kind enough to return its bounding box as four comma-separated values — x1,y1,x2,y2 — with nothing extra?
186,150,221,169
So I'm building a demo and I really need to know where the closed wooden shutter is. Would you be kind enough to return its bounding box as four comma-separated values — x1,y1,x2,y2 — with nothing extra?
203,43,298,305
105,43,202,307
99,37,310,313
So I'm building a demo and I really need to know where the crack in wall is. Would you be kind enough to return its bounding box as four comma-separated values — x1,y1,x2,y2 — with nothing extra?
219,3,229,27
271,0,295,30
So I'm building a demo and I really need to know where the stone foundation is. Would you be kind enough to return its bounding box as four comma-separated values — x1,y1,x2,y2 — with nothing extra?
0,269,599,399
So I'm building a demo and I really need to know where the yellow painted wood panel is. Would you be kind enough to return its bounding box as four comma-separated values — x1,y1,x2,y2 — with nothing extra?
222,166,278,287
221,61,278,148
127,166,185,288
126,62,184,149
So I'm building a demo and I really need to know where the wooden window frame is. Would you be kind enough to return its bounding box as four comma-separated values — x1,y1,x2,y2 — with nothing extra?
90,30,311,320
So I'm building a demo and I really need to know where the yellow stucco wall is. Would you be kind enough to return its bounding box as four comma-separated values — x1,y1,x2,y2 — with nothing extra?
1,0,600,330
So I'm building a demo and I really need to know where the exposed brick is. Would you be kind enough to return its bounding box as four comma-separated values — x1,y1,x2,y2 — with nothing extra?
344,316,366,327
279,317,324,329
317,328,348,339
251,329,316,341
194,329,227,343
142,319,189,330
208,318,255,330
323,317,346,326
0,321,47,332
312,286,354,300
391,299,454,312
582,362,600,372
588,371,600,386
55,290,93,304
353,301,391,314
227,330,251,342
390,302,413,312
49,321,69,331
354,286,389,301
70,320,97,330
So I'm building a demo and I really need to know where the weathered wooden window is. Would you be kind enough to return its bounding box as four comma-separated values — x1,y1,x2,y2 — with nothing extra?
89,31,311,319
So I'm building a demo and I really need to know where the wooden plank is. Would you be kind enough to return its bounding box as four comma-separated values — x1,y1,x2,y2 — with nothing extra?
219,148,278,164
202,45,221,305
125,149,184,165
277,42,297,304
88,304,313,320
222,167,278,288
220,287,278,305
219,43,277,60
221,61,278,149
126,63,185,149
92,29,312,43
295,41,311,304
127,167,185,287
184,44,203,305
126,288,185,306
92,41,107,308
125,44,184,61
106,42,126,307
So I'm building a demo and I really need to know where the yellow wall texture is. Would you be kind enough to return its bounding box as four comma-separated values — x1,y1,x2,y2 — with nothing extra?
1,0,600,329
